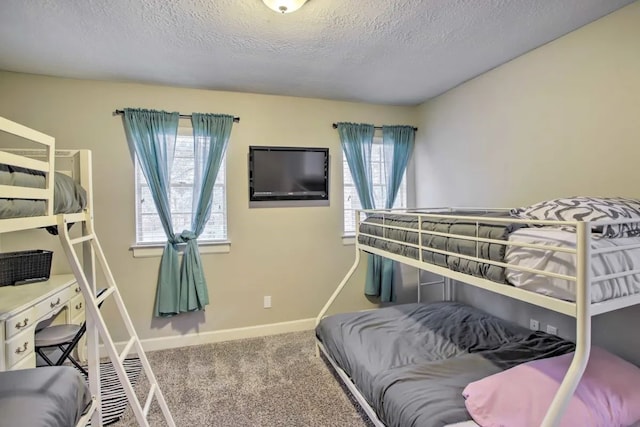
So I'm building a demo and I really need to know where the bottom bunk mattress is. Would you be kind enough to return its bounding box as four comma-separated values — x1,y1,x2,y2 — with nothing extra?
505,227,640,302
0,366,91,427
316,302,574,427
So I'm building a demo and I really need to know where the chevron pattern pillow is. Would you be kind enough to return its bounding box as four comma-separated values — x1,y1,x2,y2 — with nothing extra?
510,197,640,238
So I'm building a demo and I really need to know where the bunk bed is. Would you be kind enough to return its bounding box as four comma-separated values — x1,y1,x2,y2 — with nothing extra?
0,116,96,426
0,116,175,427
316,207,640,427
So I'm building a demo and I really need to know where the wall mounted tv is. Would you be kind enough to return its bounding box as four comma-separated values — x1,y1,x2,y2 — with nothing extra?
249,146,329,207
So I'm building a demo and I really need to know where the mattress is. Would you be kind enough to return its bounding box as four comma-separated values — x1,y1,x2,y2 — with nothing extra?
358,211,521,283
0,167,87,219
316,302,573,427
505,228,640,302
0,366,91,427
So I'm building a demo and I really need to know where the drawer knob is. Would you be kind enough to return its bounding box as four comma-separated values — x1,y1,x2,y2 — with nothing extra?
15,318,29,329
75,287,81,293
15,342,28,354
50,298,61,308
75,302,83,310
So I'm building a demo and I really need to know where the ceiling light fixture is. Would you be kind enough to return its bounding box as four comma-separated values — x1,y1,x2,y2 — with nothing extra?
262,0,308,14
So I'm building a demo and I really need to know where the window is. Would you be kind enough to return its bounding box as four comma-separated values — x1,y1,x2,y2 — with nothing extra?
135,131,227,245
343,139,407,235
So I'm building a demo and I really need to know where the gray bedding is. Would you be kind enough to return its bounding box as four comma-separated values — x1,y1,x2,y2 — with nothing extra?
358,211,522,283
316,302,574,427
0,169,87,219
0,366,91,427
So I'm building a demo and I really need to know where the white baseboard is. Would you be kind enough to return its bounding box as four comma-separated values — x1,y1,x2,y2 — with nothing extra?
101,317,315,357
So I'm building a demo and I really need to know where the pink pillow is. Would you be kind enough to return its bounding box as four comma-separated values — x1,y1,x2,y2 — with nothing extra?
463,347,640,427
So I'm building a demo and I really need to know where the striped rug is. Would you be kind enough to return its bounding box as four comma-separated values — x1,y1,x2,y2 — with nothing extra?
85,358,143,426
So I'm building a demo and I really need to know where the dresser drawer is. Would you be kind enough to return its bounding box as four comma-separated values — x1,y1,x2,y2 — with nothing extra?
35,286,74,320
70,293,85,320
4,306,37,340
10,352,35,371
6,331,34,367
71,282,82,296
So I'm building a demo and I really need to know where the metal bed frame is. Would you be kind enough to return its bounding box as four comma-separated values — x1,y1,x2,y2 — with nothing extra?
316,207,640,427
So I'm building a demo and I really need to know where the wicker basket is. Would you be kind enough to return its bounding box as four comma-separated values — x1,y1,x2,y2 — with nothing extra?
0,250,53,286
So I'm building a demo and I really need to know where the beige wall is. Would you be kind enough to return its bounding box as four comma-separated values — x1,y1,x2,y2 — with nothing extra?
414,3,640,364
0,72,417,341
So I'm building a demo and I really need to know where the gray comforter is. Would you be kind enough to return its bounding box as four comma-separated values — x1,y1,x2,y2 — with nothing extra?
316,302,574,427
0,366,91,427
358,211,522,283
0,170,87,219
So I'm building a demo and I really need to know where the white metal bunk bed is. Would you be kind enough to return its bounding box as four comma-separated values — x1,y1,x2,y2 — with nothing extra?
316,207,640,427
0,116,175,427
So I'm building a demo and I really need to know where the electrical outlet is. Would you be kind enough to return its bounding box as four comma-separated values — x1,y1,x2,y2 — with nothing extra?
546,325,558,335
263,295,272,309
529,319,539,331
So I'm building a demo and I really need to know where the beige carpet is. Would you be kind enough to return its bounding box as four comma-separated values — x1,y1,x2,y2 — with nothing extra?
113,331,372,426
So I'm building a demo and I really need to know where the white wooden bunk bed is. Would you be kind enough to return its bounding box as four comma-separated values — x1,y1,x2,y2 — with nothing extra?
0,116,175,427
316,207,640,427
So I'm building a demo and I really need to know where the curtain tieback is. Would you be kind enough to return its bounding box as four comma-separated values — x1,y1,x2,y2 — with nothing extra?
173,231,198,245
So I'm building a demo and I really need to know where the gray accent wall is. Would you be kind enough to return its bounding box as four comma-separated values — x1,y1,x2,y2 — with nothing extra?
413,2,640,365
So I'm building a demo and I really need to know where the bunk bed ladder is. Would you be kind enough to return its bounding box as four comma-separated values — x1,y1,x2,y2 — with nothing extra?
57,216,176,427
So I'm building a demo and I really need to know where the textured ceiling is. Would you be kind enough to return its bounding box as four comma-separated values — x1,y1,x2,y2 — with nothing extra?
0,0,634,105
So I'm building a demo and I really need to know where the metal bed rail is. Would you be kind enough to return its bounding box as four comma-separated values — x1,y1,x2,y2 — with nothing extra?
316,207,640,427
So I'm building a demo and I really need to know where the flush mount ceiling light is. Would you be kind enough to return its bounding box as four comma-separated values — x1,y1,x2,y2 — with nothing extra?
262,0,308,14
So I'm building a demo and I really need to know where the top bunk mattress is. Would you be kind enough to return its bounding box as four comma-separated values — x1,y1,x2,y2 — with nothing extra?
0,366,91,427
358,211,522,283
0,164,87,219
316,302,573,427
358,211,640,304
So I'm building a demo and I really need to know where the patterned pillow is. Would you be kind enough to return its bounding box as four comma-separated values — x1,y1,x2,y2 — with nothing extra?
510,197,640,238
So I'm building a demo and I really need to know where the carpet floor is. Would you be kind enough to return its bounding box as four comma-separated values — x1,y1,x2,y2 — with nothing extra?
112,331,373,426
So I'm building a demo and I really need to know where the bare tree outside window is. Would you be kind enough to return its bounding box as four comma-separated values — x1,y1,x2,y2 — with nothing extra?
135,134,227,244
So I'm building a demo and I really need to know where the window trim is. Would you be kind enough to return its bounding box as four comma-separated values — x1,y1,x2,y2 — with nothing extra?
133,127,229,246
130,241,231,258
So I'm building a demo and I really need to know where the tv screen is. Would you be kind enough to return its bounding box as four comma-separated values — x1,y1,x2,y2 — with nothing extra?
249,146,329,205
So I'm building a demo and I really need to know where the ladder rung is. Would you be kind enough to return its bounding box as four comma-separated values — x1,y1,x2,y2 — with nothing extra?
119,337,137,363
69,234,95,245
143,384,157,417
95,287,115,306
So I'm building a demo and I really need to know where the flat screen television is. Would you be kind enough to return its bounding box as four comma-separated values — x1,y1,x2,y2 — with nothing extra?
249,146,329,207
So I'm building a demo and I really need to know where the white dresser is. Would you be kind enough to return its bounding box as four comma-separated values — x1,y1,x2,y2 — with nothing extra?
0,274,85,371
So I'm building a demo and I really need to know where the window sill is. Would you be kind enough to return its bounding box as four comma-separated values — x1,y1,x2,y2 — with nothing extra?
342,235,356,246
131,241,231,258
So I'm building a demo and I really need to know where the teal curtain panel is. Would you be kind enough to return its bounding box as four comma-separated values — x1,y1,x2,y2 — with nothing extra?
122,108,181,317
336,122,382,300
373,125,416,302
179,113,234,313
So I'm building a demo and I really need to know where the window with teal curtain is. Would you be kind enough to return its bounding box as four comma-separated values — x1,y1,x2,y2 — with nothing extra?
338,122,415,302
122,108,234,317
134,130,228,245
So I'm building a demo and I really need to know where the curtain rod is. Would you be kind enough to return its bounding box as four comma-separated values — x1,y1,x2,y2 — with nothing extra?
332,123,417,131
113,110,240,123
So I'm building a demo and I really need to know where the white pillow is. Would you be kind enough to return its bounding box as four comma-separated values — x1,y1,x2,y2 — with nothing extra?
511,197,640,238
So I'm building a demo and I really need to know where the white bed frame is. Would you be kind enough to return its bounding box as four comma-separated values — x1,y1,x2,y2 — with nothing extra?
0,117,93,234
0,116,175,427
317,207,640,427
0,116,98,426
